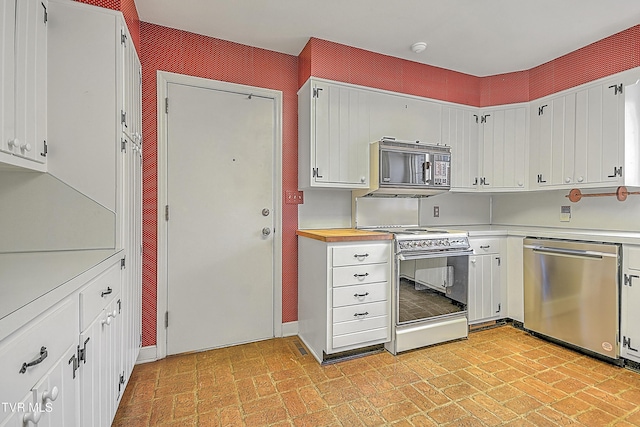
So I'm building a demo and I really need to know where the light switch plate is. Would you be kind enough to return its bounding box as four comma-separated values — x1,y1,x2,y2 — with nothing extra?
285,190,304,205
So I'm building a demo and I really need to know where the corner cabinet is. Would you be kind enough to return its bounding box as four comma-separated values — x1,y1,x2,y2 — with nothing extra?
298,236,392,363
298,79,370,189
0,0,47,171
468,237,505,324
621,245,640,364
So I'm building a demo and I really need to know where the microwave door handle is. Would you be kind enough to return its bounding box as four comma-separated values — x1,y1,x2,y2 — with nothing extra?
423,161,430,184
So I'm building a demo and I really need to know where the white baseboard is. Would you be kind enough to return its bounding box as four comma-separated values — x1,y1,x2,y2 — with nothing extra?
281,321,298,337
136,345,158,364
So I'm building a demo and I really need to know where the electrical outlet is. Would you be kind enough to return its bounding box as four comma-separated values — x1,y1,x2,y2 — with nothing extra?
285,190,304,205
433,206,440,217
560,205,571,222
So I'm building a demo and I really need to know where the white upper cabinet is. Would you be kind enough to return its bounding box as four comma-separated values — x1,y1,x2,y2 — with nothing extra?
298,79,370,189
480,106,528,190
0,0,47,170
369,91,442,144
446,104,528,191
530,70,640,189
441,105,479,190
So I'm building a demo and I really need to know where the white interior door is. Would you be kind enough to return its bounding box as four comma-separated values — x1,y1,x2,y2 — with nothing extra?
165,82,275,355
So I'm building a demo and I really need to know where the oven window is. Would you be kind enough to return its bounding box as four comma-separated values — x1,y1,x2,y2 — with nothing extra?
397,255,468,324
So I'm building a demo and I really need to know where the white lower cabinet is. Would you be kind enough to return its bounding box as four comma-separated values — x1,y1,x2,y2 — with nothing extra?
298,237,392,363
0,298,78,426
468,237,504,324
621,245,640,364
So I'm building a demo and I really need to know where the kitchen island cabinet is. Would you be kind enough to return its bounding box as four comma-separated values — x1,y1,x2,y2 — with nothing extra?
297,230,392,363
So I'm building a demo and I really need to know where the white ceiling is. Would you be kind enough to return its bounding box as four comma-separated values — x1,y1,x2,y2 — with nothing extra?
134,0,640,77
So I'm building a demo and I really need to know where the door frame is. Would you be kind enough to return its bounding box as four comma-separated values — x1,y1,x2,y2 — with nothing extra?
156,71,283,359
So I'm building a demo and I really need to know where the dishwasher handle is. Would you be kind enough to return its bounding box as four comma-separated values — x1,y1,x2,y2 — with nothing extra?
526,245,610,259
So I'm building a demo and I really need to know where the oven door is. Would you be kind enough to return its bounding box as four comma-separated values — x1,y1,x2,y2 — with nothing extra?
396,250,471,326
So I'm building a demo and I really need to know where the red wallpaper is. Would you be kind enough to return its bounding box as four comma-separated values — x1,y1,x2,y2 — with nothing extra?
301,38,482,106
73,1,640,348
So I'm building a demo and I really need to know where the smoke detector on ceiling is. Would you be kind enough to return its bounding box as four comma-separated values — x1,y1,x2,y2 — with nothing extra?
410,42,427,54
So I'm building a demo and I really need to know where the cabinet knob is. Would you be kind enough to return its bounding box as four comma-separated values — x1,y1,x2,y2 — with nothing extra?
8,138,19,149
470,259,476,264
23,410,42,425
518,181,523,187
565,177,571,183
21,143,32,152
360,176,365,183
42,386,59,403
577,176,584,183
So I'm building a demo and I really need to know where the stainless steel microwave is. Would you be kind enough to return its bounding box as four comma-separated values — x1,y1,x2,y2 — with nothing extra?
353,138,451,198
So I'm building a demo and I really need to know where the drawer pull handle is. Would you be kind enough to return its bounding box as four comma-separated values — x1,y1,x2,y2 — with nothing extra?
479,245,490,249
101,287,113,297
354,273,369,278
354,292,369,298
353,253,369,259
353,312,369,318
19,346,48,374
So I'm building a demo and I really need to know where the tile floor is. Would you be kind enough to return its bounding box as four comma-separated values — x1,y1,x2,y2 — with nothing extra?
113,326,640,426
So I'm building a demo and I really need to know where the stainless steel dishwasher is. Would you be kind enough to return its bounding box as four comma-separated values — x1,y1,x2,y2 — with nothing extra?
523,238,620,361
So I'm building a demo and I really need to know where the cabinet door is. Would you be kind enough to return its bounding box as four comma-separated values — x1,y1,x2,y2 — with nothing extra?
0,0,15,156
14,0,47,163
621,246,640,363
481,107,527,190
530,95,576,187
575,81,624,185
121,23,141,142
442,106,479,190
30,344,79,427
468,254,501,324
313,81,370,187
369,92,441,144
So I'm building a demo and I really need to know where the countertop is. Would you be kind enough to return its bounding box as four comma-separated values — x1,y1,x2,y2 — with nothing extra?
296,228,393,242
450,225,640,245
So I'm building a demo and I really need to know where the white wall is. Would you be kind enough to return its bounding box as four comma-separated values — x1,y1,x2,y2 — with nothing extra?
492,189,640,232
419,193,491,227
298,189,352,229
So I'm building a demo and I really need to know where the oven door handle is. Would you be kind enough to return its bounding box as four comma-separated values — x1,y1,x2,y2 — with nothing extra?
398,249,473,261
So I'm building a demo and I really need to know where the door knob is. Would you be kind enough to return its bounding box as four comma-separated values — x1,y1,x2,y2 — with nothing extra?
262,227,271,236
262,208,270,216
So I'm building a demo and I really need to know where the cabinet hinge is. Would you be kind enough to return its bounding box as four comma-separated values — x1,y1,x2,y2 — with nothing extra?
121,110,127,125
608,83,623,95
40,141,47,157
41,2,47,24
78,337,90,364
624,273,638,286
480,114,491,124
165,311,169,328
607,166,623,178
538,105,548,116
121,30,127,46
312,87,323,98
118,373,125,393
496,303,501,313
496,257,501,267
623,336,638,352
473,114,479,124
68,353,79,379
121,138,127,153
121,257,126,269
165,97,169,114
537,174,547,184
165,205,169,221
117,299,122,314
312,168,323,179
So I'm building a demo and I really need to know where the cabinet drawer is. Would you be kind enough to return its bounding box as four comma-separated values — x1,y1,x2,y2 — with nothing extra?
627,246,640,271
332,263,388,287
79,261,121,331
333,301,388,324
332,244,390,267
332,327,388,350
470,238,501,254
333,282,388,308
333,314,389,337
0,298,78,415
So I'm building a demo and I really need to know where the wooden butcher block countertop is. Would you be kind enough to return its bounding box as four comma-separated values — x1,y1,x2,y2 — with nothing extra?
296,228,393,242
